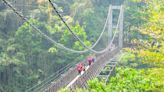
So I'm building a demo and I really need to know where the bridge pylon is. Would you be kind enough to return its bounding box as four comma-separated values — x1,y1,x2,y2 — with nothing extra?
108,5,124,48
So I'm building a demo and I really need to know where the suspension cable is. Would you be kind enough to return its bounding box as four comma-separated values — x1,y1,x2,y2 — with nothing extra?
2,0,112,54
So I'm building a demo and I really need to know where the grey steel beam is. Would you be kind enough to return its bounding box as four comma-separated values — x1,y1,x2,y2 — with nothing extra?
112,6,121,9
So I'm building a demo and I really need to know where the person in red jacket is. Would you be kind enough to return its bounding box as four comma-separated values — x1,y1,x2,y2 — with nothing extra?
76,63,85,74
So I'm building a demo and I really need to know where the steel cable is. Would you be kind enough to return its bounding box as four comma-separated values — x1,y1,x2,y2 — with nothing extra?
3,0,113,54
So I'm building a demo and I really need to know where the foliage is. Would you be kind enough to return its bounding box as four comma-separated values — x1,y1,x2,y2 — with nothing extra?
106,68,162,92
61,67,163,92
88,78,107,92
123,0,164,67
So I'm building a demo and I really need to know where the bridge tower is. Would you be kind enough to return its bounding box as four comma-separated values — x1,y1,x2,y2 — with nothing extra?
108,4,124,48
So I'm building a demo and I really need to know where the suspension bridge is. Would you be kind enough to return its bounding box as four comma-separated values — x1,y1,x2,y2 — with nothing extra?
2,0,124,92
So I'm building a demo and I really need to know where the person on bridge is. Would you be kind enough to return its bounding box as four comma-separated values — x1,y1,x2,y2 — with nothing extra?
87,55,95,66
76,63,85,74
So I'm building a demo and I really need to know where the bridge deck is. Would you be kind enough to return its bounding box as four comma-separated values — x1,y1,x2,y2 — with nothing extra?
44,48,120,92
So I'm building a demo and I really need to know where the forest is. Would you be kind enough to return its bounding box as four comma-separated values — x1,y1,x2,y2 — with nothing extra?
0,0,163,92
